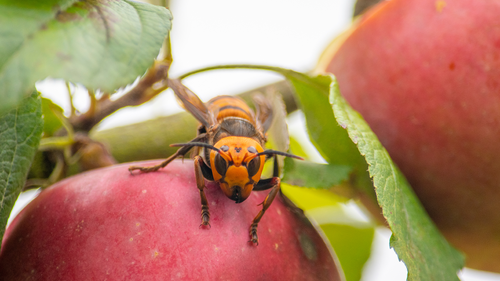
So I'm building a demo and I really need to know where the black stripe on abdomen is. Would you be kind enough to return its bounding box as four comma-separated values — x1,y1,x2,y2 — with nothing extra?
219,105,251,116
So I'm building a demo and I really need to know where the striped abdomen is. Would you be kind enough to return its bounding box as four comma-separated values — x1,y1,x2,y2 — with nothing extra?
207,95,256,125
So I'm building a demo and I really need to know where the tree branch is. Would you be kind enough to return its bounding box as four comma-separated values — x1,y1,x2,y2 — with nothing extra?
70,60,171,132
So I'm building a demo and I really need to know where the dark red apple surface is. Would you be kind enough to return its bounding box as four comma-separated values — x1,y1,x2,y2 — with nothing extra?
0,160,342,280
322,0,500,271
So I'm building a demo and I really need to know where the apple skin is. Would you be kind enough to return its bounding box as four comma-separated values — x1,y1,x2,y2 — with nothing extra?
322,0,500,271
0,160,342,281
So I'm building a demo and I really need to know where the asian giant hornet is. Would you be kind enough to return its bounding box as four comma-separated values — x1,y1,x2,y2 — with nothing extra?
129,79,302,245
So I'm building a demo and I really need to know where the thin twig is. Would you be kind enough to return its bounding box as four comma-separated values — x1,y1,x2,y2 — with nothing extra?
70,60,171,132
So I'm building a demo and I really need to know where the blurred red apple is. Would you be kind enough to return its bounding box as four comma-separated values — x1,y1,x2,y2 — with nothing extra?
320,0,500,271
0,160,342,280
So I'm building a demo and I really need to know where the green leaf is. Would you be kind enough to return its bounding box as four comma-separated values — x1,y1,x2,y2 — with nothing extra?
0,92,43,245
288,136,309,160
330,77,464,280
284,75,359,165
321,224,374,281
0,0,172,115
41,97,64,137
284,74,374,196
282,157,352,189
281,183,346,210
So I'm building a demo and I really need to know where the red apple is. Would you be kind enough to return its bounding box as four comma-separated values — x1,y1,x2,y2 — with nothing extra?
0,160,342,280
320,0,500,271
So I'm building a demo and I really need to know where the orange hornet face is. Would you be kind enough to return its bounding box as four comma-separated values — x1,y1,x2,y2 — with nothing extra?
209,136,266,203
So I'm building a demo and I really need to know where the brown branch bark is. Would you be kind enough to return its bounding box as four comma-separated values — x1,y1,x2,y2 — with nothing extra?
70,60,171,132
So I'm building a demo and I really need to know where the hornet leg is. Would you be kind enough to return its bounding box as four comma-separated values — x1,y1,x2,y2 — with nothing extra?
249,155,280,245
128,134,206,173
194,156,210,228
249,177,281,245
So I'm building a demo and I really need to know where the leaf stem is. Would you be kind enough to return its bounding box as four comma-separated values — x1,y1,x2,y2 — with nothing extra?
52,106,74,141
39,136,74,151
177,64,327,96
65,82,76,117
178,64,296,80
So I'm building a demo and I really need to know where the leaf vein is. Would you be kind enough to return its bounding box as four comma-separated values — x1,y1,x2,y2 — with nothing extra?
0,107,19,210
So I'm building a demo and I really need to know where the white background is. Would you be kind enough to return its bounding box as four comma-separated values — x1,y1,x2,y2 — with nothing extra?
18,0,500,280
